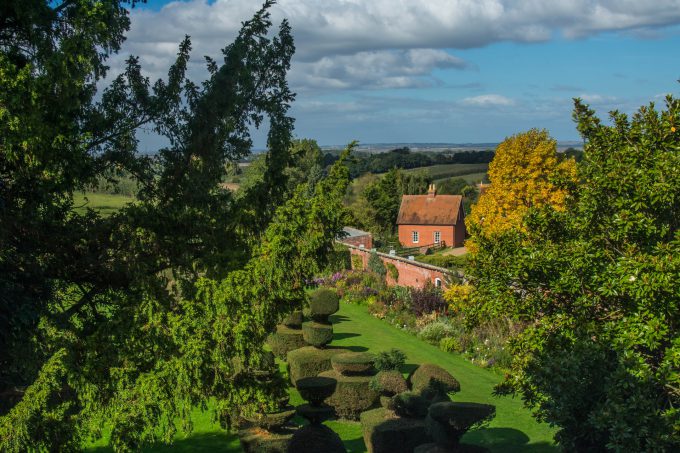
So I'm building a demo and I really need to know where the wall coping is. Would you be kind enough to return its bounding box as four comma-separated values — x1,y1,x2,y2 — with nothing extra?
338,241,455,275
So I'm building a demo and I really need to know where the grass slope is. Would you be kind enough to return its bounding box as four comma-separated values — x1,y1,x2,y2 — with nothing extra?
73,192,134,216
86,302,555,452
405,163,489,180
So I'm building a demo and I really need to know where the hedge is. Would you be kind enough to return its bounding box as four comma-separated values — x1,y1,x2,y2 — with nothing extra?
409,363,460,395
370,370,408,396
309,288,340,321
288,424,346,453
302,321,334,348
318,369,379,420
360,407,430,453
331,352,375,376
287,347,347,383
267,325,306,359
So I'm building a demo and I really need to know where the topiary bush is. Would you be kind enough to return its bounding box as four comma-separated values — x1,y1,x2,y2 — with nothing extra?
389,392,430,418
268,325,307,359
287,347,347,383
301,321,334,348
331,352,375,376
295,376,337,406
282,310,303,328
360,407,430,453
287,424,346,453
309,288,340,322
239,425,296,453
369,370,408,396
425,402,496,447
318,369,379,420
409,363,460,395
374,348,406,371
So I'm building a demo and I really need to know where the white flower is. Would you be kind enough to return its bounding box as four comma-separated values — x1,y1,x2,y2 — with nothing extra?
629,275,636,282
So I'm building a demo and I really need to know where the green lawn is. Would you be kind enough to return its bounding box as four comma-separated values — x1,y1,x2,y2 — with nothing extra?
73,192,134,216
406,163,489,180
435,171,489,185
86,302,555,452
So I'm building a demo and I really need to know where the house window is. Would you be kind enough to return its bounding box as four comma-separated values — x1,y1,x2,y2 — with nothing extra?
434,278,442,288
412,231,419,243
434,231,441,244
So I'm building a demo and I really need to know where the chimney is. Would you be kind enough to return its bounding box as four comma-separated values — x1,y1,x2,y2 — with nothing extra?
428,183,436,197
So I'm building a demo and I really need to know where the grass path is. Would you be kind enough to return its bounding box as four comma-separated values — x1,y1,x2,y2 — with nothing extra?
87,301,555,452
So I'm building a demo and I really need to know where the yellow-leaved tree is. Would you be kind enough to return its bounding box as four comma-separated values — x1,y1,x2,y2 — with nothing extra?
467,129,577,241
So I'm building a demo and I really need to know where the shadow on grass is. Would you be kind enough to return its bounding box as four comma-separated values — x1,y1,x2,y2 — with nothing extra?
464,427,558,453
330,314,351,323
86,432,241,453
401,363,419,375
343,345,369,352
333,332,361,341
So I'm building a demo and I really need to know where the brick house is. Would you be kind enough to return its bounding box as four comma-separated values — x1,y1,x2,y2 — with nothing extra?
396,184,466,248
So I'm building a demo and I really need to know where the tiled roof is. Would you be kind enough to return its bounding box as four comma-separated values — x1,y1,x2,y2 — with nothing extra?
396,194,463,225
342,226,372,237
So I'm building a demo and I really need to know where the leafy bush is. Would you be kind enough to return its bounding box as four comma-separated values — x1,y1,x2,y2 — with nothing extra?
417,321,456,345
386,262,399,281
439,336,460,353
350,254,363,270
442,284,473,314
374,349,406,371
282,310,303,328
415,254,468,270
410,282,447,316
368,251,387,277
409,363,460,395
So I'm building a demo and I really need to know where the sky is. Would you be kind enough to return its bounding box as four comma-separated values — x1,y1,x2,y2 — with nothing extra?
113,0,680,149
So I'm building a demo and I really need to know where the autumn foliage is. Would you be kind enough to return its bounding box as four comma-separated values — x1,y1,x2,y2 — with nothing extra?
467,129,577,240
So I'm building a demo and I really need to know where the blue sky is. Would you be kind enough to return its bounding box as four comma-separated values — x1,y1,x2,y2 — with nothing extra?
117,1,680,148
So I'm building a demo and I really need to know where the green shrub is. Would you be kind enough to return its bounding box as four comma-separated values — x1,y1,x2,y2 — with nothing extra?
370,370,408,396
389,391,430,418
417,321,456,345
301,321,333,348
267,325,306,359
368,251,387,277
242,406,296,431
286,347,347,383
409,363,460,395
360,407,430,453
374,349,406,371
288,424,345,453
331,352,375,376
295,376,337,406
426,402,495,446
282,310,303,328
308,288,340,321
351,254,363,270
318,369,379,420
386,262,399,281
439,336,460,353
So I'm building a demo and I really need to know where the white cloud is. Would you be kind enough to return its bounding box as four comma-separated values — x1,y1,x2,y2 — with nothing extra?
461,94,515,107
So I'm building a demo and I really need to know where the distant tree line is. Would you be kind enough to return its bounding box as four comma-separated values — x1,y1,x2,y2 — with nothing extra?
323,147,495,177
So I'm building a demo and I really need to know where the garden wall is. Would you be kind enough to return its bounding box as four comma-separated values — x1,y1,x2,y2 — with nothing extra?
342,243,453,289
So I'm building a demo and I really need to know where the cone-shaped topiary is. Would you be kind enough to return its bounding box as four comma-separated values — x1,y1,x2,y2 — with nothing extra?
409,363,460,395
302,321,333,348
287,424,346,453
309,288,340,322
331,352,375,376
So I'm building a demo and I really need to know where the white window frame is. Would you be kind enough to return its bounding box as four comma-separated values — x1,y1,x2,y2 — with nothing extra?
412,230,419,243
434,278,442,288
434,231,441,244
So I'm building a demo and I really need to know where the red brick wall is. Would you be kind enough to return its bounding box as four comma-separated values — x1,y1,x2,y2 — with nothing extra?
347,246,450,289
398,224,456,248
340,234,373,249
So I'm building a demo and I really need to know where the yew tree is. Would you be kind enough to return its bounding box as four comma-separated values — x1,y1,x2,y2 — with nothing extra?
0,1,351,451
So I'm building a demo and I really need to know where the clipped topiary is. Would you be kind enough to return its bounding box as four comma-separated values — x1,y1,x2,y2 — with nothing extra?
331,352,375,375
301,321,334,348
268,325,307,359
287,346,347,383
283,310,303,328
389,392,430,418
295,376,337,406
409,363,460,395
318,369,379,420
239,425,296,453
370,370,408,396
426,402,496,447
242,407,296,431
360,407,430,453
308,288,340,322
287,424,346,453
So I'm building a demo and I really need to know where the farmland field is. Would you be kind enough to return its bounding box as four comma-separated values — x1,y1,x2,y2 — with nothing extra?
405,163,489,180
73,192,134,216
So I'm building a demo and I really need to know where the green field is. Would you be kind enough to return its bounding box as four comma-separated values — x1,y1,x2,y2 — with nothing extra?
406,163,489,180
73,192,134,216
86,301,555,452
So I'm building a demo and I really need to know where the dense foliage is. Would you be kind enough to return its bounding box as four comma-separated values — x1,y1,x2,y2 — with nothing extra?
0,1,352,450
468,97,680,450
